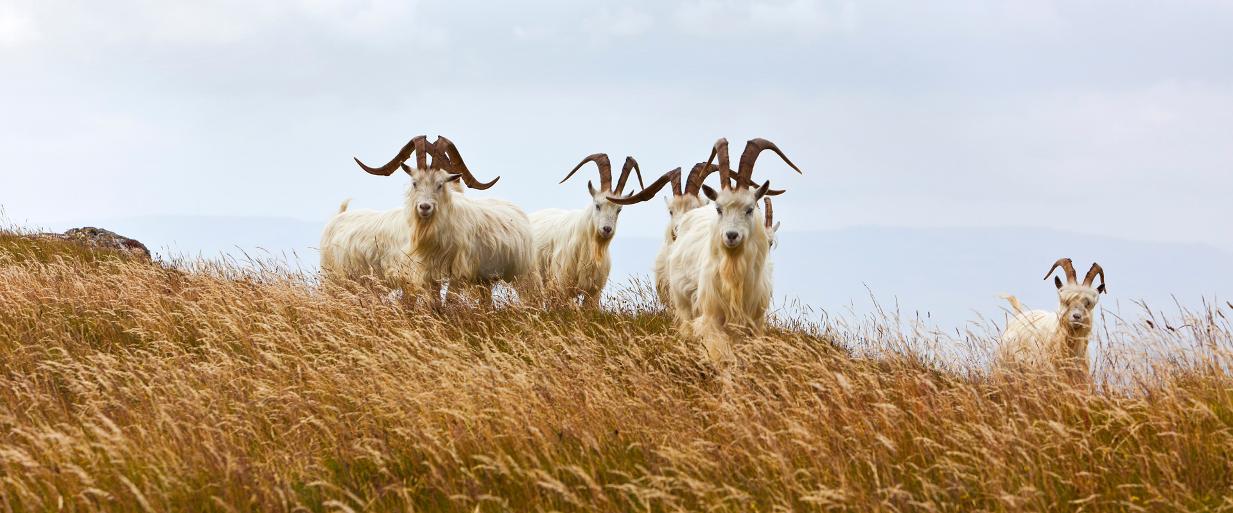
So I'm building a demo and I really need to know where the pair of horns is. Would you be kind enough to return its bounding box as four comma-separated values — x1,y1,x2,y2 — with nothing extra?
1044,258,1107,293
353,135,499,190
608,138,800,206
701,138,802,194
560,154,645,195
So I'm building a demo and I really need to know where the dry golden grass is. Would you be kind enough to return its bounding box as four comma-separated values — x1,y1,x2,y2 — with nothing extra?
2,231,1233,512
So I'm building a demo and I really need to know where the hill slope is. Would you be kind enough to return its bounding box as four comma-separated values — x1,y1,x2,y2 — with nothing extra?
2,231,1233,511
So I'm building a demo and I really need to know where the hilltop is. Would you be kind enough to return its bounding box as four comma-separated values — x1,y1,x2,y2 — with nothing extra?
1,230,1232,512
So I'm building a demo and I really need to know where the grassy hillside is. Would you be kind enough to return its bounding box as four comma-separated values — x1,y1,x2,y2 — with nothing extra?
1,232,1232,512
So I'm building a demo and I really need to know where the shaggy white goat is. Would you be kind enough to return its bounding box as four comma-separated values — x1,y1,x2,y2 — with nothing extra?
665,138,802,363
321,135,536,305
530,154,644,307
610,162,719,306
996,258,1107,380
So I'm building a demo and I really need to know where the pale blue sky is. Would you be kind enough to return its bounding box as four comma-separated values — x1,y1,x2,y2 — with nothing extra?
2,0,1232,250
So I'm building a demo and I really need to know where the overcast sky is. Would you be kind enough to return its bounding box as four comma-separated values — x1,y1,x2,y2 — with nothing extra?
2,0,1231,250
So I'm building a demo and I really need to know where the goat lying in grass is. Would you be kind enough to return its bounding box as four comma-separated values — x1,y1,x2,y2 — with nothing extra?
997,258,1106,379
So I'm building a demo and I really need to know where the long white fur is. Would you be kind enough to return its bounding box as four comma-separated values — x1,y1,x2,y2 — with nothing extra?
653,194,707,306
995,287,1099,379
666,189,772,363
321,170,536,304
320,199,422,291
529,199,620,307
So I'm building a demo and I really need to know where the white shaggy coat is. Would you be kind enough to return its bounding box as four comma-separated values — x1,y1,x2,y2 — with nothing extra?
320,199,422,290
653,195,707,306
529,204,617,307
666,189,772,363
321,171,535,303
995,288,1099,379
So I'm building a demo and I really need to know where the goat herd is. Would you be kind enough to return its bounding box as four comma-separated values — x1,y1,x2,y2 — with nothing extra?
320,135,1108,375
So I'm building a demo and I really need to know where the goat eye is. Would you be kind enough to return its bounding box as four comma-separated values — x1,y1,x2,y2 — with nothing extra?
716,207,723,215
595,204,601,211
745,207,754,215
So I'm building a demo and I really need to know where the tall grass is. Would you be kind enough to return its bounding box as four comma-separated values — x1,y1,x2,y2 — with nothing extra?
1,232,1232,512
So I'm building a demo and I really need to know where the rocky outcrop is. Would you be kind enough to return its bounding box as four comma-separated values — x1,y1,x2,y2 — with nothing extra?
37,227,152,261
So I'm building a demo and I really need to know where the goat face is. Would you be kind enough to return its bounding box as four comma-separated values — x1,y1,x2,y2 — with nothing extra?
587,182,623,241
1044,259,1107,332
406,168,462,219
664,194,707,241
1056,285,1100,331
701,183,769,250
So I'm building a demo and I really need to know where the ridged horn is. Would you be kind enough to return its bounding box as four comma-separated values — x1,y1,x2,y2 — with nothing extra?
560,153,612,193
615,156,645,194
1044,258,1078,284
353,135,429,176
1083,262,1106,292
609,167,681,205
435,136,499,190
736,138,800,195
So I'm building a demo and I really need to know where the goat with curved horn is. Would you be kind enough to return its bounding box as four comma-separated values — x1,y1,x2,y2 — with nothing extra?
528,152,647,307
662,137,806,364
996,258,1109,381
323,134,536,308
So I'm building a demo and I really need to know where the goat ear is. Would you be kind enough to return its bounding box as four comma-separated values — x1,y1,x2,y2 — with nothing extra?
445,173,462,183
400,163,414,175
1097,284,1107,294
1054,276,1064,289
752,180,771,201
588,181,598,197
701,185,719,202
772,221,781,233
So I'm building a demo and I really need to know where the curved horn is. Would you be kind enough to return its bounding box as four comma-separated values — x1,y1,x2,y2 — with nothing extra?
353,135,429,176
1043,258,1078,284
560,154,612,192
763,197,774,229
684,162,721,196
609,167,680,205
614,156,645,194
736,138,801,193
436,136,499,190
699,138,733,190
1083,262,1106,292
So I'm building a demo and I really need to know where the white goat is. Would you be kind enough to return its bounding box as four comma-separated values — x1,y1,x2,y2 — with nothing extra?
610,162,719,307
665,138,802,363
995,258,1106,380
530,154,643,307
321,135,536,305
